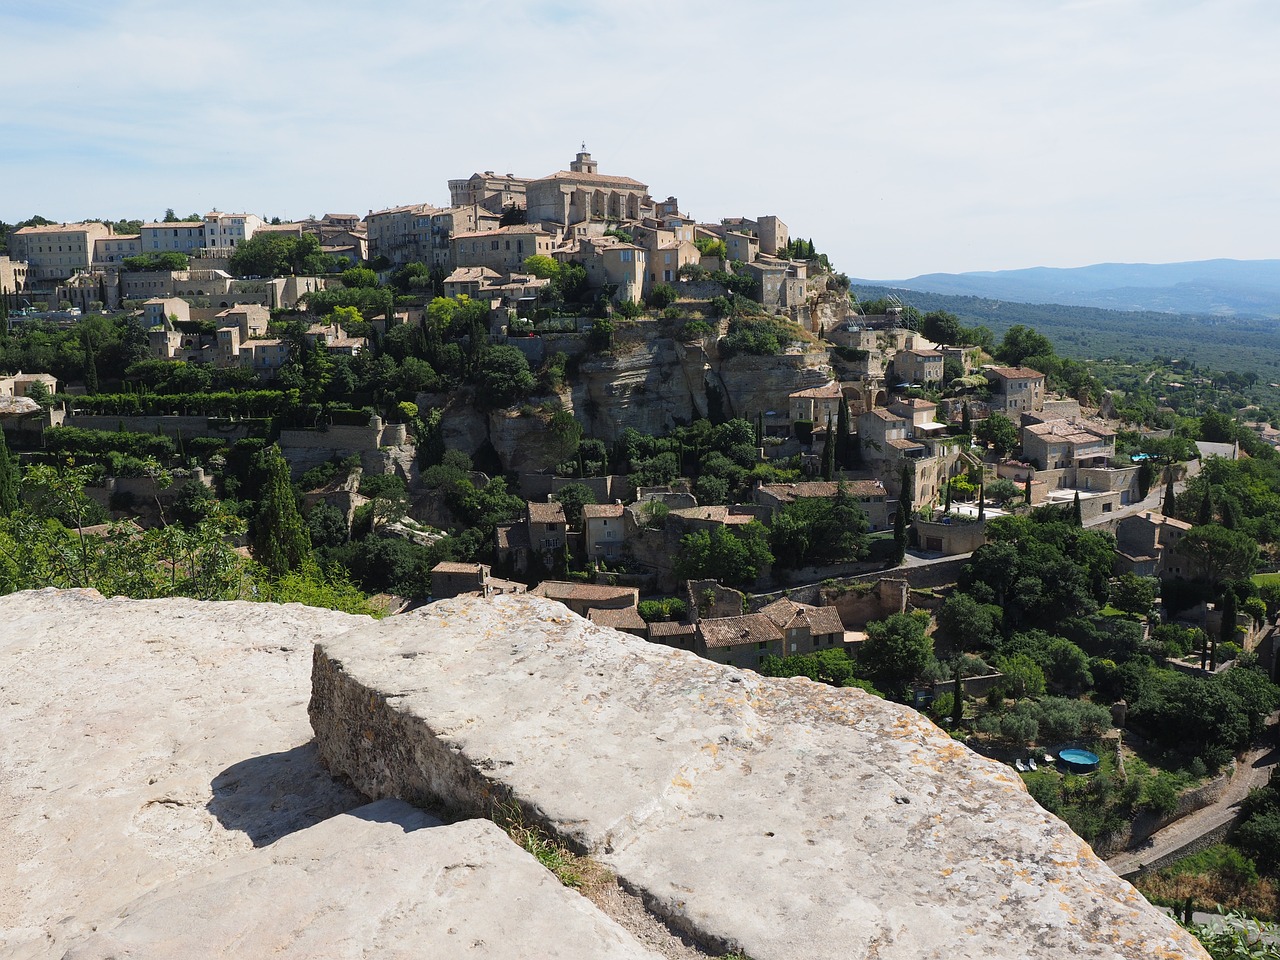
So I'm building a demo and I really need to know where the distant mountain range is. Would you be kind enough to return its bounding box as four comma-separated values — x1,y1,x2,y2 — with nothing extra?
852,259,1280,318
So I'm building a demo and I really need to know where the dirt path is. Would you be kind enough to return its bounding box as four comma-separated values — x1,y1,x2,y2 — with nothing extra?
1106,734,1279,878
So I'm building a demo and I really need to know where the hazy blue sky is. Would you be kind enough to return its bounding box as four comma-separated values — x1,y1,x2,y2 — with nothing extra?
2,0,1276,278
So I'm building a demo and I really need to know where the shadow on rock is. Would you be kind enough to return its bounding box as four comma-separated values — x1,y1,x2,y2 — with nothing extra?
208,741,365,847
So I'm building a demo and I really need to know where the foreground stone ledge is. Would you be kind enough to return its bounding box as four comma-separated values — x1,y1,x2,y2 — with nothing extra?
61,799,663,960
309,594,1207,960
0,589,371,959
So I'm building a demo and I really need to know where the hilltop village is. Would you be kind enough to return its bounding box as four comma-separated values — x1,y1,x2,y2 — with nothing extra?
4,153,1280,909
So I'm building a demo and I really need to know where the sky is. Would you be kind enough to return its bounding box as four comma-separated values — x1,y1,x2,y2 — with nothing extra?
2,0,1277,279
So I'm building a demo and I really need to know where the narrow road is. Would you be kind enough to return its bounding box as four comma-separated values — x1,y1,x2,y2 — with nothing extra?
1106,734,1279,878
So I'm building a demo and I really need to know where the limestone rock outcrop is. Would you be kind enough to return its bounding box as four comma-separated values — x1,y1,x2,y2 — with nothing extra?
0,590,664,960
310,594,1208,960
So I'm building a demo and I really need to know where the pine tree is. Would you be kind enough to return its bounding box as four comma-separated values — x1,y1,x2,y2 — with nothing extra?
1072,490,1083,526
821,415,835,481
0,430,18,517
251,445,311,579
1162,473,1177,517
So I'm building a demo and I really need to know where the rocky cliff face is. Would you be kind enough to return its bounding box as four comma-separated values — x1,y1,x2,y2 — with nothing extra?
431,336,840,467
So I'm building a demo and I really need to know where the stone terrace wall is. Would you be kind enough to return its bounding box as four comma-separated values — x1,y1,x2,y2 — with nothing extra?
309,594,1207,960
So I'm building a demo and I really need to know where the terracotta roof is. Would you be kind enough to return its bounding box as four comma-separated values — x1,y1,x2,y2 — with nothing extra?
757,480,886,502
530,581,638,603
527,501,567,525
905,349,943,358
1128,510,1193,531
1024,419,1115,443
495,524,529,551
431,561,485,575
886,437,926,450
985,366,1045,381
892,398,937,411
760,598,845,636
445,266,501,282
862,409,906,423
582,503,625,520
452,225,550,240
697,614,782,649
13,222,106,235
588,607,647,631
669,506,758,525
532,169,648,189
789,382,844,400
648,621,696,639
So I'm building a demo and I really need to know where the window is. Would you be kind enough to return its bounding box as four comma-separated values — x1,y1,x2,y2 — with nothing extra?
490,240,499,250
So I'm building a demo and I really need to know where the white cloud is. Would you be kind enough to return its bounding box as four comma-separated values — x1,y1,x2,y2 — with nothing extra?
2,0,1277,276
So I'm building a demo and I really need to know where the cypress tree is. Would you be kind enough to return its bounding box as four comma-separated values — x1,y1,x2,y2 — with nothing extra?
1162,473,1177,517
951,657,965,727
836,397,850,468
1221,497,1239,530
821,415,835,481
944,480,952,513
251,445,311,579
1198,486,1214,526
961,401,972,437
977,485,986,522
893,494,908,566
0,430,18,517
1216,588,1237,670
1023,474,1032,505
754,411,764,448
1071,490,1083,526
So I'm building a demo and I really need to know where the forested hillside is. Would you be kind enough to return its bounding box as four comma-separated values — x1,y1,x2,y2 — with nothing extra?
851,285,1280,381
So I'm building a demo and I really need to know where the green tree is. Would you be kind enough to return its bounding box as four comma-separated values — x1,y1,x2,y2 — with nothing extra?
0,430,17,517
340,266,379,289
821,415,835,481
975,413,1018,458
994,653,1047,700
921,310,963,346
835,396,851,469
996,325,1054,366
1162,472,1177,517
553,482,596,529
1177,524,1259,587
475,345,535,407
673,522,772,588
1110,573,1158,617
522,254,560,279
859,612,933,700
250,446,311,578
646,283,678,310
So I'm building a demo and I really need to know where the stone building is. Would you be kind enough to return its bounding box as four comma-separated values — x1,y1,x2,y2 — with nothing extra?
984,366,1045,416
447,171,530,214
525,151,651,228
450,225,554,274
9,221,113,282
